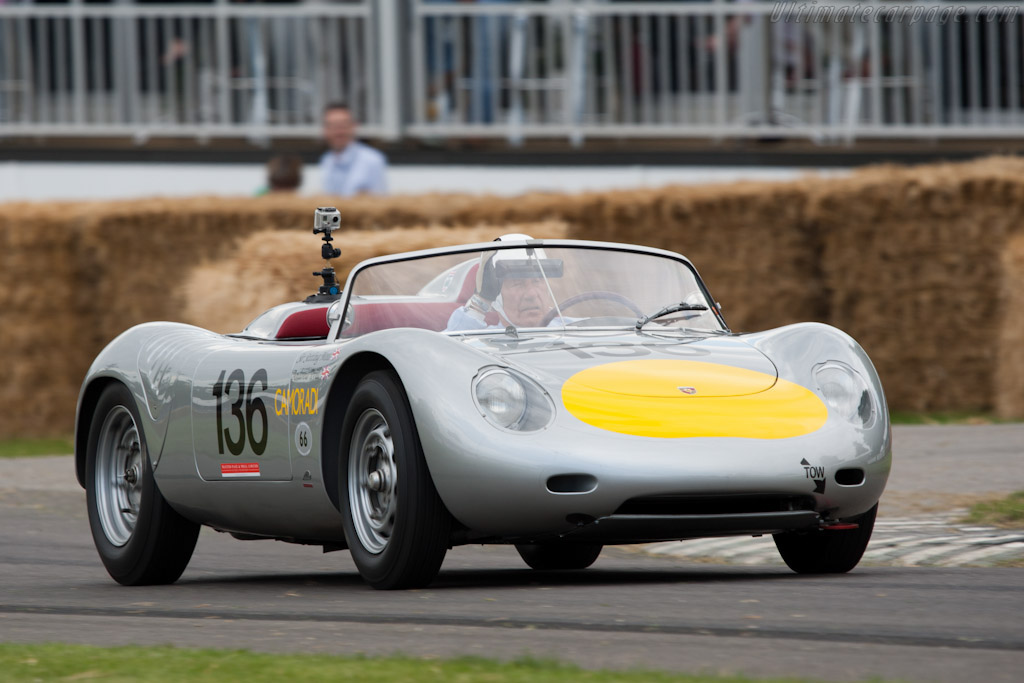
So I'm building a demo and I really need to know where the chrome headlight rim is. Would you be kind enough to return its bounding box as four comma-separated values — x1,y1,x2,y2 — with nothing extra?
474,368,527,430
472,366,555,433
813,360,876,428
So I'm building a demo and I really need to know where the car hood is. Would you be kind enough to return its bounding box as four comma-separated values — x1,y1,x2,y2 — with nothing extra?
457,330,828,440
460,330,778,397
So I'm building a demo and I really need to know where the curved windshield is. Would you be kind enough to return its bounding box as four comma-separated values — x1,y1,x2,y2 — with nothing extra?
340,244,724,338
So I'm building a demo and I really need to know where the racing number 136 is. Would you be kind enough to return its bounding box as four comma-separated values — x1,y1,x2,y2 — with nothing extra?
212,369,268,456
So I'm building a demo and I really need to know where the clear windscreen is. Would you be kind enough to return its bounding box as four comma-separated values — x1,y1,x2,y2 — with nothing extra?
340,245,723,338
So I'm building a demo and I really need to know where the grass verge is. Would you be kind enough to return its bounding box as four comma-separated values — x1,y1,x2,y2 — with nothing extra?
0,643,867,683
0,438,74,458
961,491,1024,529
994,556,1024,568
888,411,1017,425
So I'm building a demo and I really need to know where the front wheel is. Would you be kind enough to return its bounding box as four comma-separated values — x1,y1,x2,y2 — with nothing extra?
339,371,451,589
85,383,200,585
773,504,877,574
515,543,603,570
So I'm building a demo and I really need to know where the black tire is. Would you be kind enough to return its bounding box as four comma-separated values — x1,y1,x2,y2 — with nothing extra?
339,371,451,589
773,504,877,574
85,383,200,585
515,543,603,571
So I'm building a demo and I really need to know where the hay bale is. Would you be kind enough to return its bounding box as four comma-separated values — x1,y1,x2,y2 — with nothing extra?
567,180,821,332
0,204,81,436
997,234,1024,419
814,156,1024,413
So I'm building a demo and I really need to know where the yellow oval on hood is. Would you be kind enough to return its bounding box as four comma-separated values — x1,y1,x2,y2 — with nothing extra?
567,358,777,398
562,359,827,439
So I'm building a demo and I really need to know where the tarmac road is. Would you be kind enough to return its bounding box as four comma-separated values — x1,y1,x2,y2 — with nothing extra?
1,425,1022,682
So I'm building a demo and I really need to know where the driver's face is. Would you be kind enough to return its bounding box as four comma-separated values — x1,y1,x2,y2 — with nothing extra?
501,277,547,327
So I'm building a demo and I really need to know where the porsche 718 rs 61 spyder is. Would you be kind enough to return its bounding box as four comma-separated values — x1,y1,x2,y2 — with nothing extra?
76,207,891,589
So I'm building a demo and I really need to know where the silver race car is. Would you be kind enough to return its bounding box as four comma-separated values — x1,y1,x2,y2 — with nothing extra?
76,207,891,589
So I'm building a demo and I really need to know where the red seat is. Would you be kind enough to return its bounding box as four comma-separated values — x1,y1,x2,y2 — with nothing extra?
458,263,479,302
275,263,490,339
275,307,330,339
344,301,462,336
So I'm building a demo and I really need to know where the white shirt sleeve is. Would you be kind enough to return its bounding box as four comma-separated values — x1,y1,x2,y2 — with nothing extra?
446,305,491,331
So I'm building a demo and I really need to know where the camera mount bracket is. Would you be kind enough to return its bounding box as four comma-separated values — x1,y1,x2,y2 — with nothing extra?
306,207,343,303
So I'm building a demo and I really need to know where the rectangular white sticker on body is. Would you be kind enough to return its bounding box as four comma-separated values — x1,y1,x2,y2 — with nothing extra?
220,462,260,477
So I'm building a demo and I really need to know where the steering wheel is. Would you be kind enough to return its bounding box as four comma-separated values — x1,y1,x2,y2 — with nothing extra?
540,291,644,327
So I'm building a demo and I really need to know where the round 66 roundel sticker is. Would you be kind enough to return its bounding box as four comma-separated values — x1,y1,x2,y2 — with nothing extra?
295,422,313,456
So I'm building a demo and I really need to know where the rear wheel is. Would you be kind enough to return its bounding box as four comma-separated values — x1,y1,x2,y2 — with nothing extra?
773,504,877,574
340,371,451,589
515,543,603,570
85,383,200,585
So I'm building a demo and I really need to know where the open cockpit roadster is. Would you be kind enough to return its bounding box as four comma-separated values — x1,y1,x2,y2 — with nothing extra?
77,208,890,589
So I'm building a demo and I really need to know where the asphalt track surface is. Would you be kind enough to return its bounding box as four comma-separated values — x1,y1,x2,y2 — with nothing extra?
2,426,1023,682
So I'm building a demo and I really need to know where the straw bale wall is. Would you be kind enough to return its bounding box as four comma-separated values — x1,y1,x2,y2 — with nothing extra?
812,159,1024,415
996,234,1024,419
1,156,1023,437
566,182,821,331
0,205,81,436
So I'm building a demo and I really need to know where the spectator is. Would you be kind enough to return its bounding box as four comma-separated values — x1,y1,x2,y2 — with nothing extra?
256,155,303,195
319,102,388,197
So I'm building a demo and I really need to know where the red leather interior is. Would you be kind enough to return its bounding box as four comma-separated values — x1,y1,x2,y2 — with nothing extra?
274,262,490,340
458,263,478,302
343,264,499,335
275,307,330,339
344,302,462,336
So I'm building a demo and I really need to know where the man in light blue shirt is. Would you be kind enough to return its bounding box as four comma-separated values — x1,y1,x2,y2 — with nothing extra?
319,102,388,196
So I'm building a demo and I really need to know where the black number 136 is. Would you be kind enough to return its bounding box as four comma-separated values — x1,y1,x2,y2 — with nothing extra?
212,368,268,456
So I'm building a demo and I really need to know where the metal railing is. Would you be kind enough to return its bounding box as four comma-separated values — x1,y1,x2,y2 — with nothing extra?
410,0,1024,144
0,1,388,142
1,1,1022,145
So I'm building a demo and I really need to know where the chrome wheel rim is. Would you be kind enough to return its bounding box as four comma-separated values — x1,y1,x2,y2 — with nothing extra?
94,405,143,547
348,408,397,554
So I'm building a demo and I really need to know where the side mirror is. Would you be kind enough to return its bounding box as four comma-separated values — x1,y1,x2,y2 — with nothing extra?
327,299,343,326
327,299,352,338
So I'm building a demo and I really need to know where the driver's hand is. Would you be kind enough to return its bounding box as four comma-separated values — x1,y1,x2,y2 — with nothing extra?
476,252,501,302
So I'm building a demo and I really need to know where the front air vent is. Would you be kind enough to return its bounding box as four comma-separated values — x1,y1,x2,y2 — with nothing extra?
546,473,598,494
835,468,865,486
614,494,816,516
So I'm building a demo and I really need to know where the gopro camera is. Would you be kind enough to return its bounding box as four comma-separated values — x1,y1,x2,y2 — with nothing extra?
313,206,341,234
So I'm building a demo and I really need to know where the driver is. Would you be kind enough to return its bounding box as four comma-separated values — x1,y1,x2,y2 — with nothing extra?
498,276,548,327
446,235,559,331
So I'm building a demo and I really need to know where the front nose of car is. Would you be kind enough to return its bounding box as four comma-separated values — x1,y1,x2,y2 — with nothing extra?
423,412,888,540
560,359,827,440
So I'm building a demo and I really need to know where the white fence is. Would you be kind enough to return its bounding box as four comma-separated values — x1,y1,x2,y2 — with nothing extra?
1,1,1022,145
0,1,389,142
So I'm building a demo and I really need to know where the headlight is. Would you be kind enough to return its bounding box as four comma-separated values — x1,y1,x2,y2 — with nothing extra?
814,361,874,426
473,367,554,432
